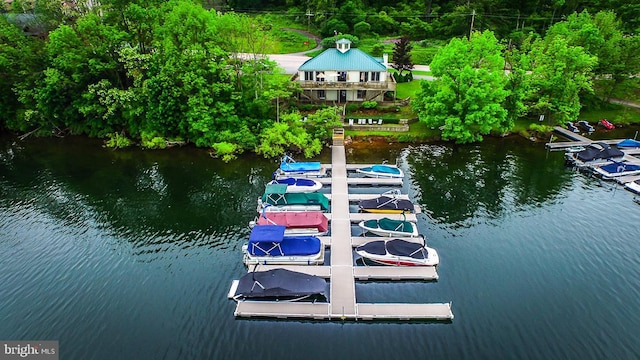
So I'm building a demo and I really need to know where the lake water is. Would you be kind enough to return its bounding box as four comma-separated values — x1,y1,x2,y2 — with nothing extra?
1,133,639,359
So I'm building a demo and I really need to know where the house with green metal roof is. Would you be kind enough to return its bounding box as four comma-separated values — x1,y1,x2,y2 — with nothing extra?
295,39,396,103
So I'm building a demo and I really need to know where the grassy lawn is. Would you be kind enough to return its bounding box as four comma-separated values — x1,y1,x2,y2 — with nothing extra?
271,30,317,54
396,81,422,99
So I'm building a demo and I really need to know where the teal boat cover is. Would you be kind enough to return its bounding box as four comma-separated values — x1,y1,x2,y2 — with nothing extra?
262,192,330,211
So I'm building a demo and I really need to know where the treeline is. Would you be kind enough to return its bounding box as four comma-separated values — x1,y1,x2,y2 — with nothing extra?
223,0,640,40
0,0,345,159
412,10,640,143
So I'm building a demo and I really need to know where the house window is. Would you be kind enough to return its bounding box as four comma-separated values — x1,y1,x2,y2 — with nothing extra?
357,90,366,99
318,90,326,99
337,71,346,82
360,72,369,82
304,71,313,81
316,71,325,81
371,72,380,81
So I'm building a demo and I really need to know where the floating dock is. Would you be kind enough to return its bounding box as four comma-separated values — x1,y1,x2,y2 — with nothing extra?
230,130,454,321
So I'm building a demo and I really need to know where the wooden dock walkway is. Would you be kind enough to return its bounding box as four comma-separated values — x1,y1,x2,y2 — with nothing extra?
231,133,454,321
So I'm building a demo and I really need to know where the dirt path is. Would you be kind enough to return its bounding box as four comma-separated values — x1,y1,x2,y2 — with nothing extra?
609,98,640,109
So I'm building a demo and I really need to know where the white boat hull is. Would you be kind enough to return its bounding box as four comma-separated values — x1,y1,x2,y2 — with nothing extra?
624,180,640,194
356,246,439,266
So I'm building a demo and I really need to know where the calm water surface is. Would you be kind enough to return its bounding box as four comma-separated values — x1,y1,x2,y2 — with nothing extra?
1,134,639,359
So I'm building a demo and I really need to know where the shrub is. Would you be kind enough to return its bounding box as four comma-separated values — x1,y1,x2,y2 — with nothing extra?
141,132,167,149
362,100,378,109
212,142,240,162
104,132,132,149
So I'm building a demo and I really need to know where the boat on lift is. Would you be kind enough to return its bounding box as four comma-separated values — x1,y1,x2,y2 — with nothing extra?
355,238,439,266
228,268,328,302
358,189,415,214
241,225,324,265
358,216,419,237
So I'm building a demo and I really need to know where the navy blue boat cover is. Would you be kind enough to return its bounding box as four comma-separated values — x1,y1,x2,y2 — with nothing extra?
248,226,321,256
576,143,623,162
386,239,427,259
235,268,328,299
599,162,640,174
357,239,427,259
359,196,413,212
274,178,318,187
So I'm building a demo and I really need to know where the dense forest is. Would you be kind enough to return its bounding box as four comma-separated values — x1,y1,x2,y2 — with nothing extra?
1,0,639,152
222,0,640,38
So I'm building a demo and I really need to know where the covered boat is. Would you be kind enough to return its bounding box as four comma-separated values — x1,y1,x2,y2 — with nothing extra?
273,155,327,178
267,177,322,193
566,142,624,167
356,164,404,179
258,184,330,212
355,238,439,266
592,161,640,179
577,120,595,132
567,122,579,133
358,190,415,214
252,210,329,236
242,225,324,265
617,139,640,148
228,268,328,302
358,217,418,237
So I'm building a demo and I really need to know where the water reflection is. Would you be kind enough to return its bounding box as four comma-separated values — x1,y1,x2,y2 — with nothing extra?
405,138,571,225
0,136,274,252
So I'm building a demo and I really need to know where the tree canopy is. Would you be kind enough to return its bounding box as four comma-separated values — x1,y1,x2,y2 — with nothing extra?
413,31,509,143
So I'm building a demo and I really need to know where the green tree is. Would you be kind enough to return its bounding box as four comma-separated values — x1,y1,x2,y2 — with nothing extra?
0,17,45,129
255,113,322,158
413,31,509,143
391,36,414,83
525,35,597,123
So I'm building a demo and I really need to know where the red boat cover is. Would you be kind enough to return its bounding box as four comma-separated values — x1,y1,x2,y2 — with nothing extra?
256,211,329,232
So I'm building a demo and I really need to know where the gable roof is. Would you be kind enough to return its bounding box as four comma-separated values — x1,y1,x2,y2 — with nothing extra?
299,48,387,72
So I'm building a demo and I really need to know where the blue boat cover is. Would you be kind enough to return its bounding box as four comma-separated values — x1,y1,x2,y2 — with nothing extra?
599,162,640,174
617,139,640,148
279,155,321,172
248,235,321,256
274,178,318,187
249,225,286,243
369,165,401,175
